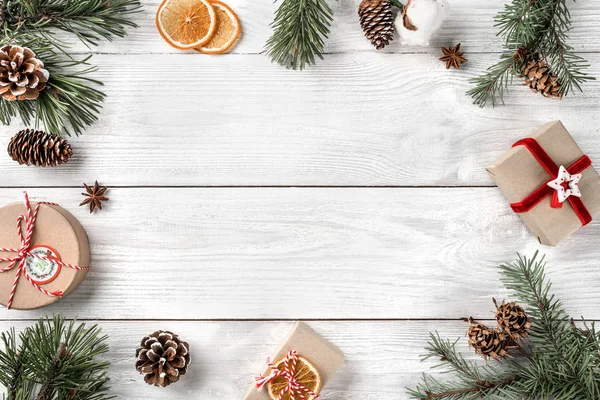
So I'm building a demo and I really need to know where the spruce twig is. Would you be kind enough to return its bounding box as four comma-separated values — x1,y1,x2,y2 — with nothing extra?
0,0,141,135
408,253,600,399
35,342,67,400
265,0,334,70
469,0,594,107
0,316,113,400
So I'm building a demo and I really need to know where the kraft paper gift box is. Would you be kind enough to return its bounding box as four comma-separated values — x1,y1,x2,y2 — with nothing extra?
244,322,344,400
486,121,600,246
0,194,90,310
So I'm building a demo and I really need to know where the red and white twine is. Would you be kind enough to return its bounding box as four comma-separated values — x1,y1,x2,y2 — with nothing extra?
0,192,89,309
255,350,320,400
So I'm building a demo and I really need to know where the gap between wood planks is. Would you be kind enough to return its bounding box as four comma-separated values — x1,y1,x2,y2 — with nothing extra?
0,318,596,322
0,185,496,189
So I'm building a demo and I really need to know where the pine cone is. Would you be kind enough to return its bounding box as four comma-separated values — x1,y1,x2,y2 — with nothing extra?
359,0,396,50
513,46,528,62
7,129,72,167
494,298,532,341
0,45,49,101
520,57,562,99
135,331,191,387
466,318,510,360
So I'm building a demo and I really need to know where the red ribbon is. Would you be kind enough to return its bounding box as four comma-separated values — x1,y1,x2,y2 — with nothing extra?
0,193,89,309
509,138,592,226
255,350,320,400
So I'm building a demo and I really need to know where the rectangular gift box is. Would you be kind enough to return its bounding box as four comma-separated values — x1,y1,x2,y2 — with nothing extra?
487,121,600,246
244,322,344,400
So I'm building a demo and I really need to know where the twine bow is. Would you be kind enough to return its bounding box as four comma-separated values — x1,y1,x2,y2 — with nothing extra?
255,350,320,400
0,192,89,309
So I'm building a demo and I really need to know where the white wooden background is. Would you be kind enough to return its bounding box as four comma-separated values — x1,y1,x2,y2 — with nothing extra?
1,0,600,398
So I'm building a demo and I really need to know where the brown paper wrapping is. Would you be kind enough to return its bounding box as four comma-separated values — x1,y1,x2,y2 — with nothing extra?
244,322,344,400
487,121,600,246
0,201,90,310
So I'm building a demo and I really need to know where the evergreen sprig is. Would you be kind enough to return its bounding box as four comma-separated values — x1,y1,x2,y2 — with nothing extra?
468,0,594,107
0,0,141,136
0,315,112,400
265,0,334,70
408,252,600,399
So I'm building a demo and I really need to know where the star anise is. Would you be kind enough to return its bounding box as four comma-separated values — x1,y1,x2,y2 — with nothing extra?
80,181,109,213
440,43,467,70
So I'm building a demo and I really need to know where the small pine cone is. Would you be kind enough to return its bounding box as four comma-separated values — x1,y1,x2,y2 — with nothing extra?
513,46,528,62
0,44,49,101
494,298,532,341
466,318,510,360
520,57,562,100
135,331,191,387
359,0,396,50
8,129,72,167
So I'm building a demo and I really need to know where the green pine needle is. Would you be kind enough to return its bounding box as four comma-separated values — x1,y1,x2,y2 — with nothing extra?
265,0,334,70
0,315,113,400
408,253,600,399
469,0,594,107
0,0,141,136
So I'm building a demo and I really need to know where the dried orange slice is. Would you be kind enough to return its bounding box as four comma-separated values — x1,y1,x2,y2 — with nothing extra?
196,1,241,54
156,0,217,50
266,356,322,400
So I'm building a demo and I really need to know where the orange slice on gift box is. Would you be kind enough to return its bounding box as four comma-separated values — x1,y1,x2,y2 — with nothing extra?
196,0,241,54
266,356,322,400
156,0,217,50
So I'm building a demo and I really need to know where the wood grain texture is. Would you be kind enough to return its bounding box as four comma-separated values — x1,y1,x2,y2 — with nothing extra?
63,0,600,55
0,320,530,399
1,53,599,187
0,188,598,321
1,1,600,398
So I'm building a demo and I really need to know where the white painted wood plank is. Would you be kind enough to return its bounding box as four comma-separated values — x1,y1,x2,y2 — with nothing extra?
67,0,600,55
1,53,599,187
0,320,525,399
0,188,599,320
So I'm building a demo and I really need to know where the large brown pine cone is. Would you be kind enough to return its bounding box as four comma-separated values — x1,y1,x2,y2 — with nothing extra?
494,298,532,341
359,0,396,50
466,318,510,360
8,129,72,167
135,331,191,387
0,45,49,101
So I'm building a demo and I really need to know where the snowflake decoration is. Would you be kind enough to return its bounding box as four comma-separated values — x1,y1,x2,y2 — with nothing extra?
547,165,582,204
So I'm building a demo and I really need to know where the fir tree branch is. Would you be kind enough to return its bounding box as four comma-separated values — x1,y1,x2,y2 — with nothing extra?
539,0,594,95
469,0,593,107
265,0,334,70
409,254,600,399
4,0,141,48
467,51,522,107
34,342,67,400
0,0,140,135
421,333,482,381
421,376,519,399
0,316,113,400
409,333,519,399
500,253,600,399
0,329,23,400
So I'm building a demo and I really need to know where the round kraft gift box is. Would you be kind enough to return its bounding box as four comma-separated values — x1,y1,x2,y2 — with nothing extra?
0,200,90,310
